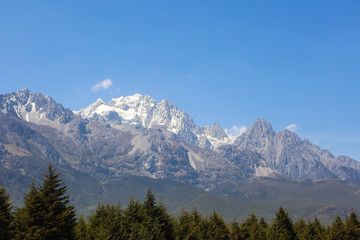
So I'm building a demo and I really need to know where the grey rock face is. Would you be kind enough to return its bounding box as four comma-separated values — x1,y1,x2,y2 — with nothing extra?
1,89,359,190
0,89,274,189
0,88,75,125
76,94,231,149
234,119,360,182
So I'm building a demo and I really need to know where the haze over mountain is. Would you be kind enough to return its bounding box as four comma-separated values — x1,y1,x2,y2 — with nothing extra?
1,88,359,185
1,88,360,222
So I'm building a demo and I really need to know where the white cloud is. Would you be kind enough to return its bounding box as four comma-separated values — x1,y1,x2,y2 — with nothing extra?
91,79,113,92
225,125,247,140
285,123,298,132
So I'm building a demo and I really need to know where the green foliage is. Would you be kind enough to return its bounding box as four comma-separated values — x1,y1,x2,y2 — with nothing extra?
229,214,267,240
177,208,207,240
303,217,325,240
114,189,176,240
330,216,346,240
268,207,297,240
345,212,360,240
205,211,230,240
6,165,360,239
86,203,123,239
294,219,307,240
13,164,76,240
74,216,87,240
0,186,13,240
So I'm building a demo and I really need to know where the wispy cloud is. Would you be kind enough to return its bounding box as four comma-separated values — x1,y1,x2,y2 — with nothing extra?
225,125,247,140
285,123,298,132
91,79,113,92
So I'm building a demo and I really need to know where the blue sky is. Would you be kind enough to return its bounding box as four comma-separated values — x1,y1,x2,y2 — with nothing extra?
1,1,360,160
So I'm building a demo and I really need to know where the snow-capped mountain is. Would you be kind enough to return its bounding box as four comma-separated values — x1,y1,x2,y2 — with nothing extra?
75,94,232,149
1,88,360,186
0,88,76,127
234,118,360,182
0,89,272,189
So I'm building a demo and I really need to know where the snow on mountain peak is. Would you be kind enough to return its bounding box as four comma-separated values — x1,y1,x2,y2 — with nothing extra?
76,93,232,149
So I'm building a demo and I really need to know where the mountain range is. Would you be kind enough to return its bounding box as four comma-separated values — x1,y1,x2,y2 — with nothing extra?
1,88,360,222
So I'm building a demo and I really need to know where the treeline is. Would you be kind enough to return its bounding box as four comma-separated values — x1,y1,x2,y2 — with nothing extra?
1,165,360,239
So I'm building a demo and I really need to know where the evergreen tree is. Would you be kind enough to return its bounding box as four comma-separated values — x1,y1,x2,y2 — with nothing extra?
303,218,324,240
0,186,13,240
258,218,268,229
14,181,45,239
14,164,76,240
143,189,175,240
345,212,360,240
178,208,206,240
238,213,266,240
205,211,230,240
74,216,87,240
294,219,307,240
86,203,123,240
229,219,242,240
329,216,346,240
268,207,297,240
123,198,149,239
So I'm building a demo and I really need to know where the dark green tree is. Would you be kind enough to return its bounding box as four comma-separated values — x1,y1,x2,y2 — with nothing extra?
14,181,45,239
143,188,175,240
345,212,360,240
178,208,206,240
205,211,230,240
241,213,266,240
303,218,324,240
86,203,123,240
329,216,346,240
268,207,297,240
74,216,87,240
0,186,13,240
294,219,307,240
229,219,242,240
14,164,76,240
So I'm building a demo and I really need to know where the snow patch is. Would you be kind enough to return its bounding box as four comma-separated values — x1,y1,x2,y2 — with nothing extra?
255,166,274,177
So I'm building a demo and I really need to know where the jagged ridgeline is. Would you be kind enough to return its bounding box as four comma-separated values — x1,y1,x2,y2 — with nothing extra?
1,88,360,223
2,166,360,240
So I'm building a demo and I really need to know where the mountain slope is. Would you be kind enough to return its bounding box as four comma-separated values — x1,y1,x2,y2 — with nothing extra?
234,119,360,183
0,89,273,189
75,94,232,149
1,89,360,224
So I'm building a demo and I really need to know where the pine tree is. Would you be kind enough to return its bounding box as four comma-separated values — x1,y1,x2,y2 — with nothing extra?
14,164,76,240
143,188,175,240
86,203,123,239
0,186,13,240
303,218,324,240
38,164,76,239
123,198,149,239
178,208,206,240
345,212,360,240
329,216,346,240
229,219,242,240
268,207,297,240
294,219,307,240
205,211,230,240
14,180,45,239
74,216,87,240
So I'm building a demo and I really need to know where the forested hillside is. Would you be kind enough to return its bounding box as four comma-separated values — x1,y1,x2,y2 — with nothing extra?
1,166,360,239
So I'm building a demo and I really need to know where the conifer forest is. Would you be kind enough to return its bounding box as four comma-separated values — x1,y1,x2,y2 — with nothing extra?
1,165,360,240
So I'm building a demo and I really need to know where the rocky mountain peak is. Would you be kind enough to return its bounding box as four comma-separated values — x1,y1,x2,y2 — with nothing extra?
234,118,275,146
205,122,228,140
249,118,274,136
0,89,74,125
76,93,231,149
